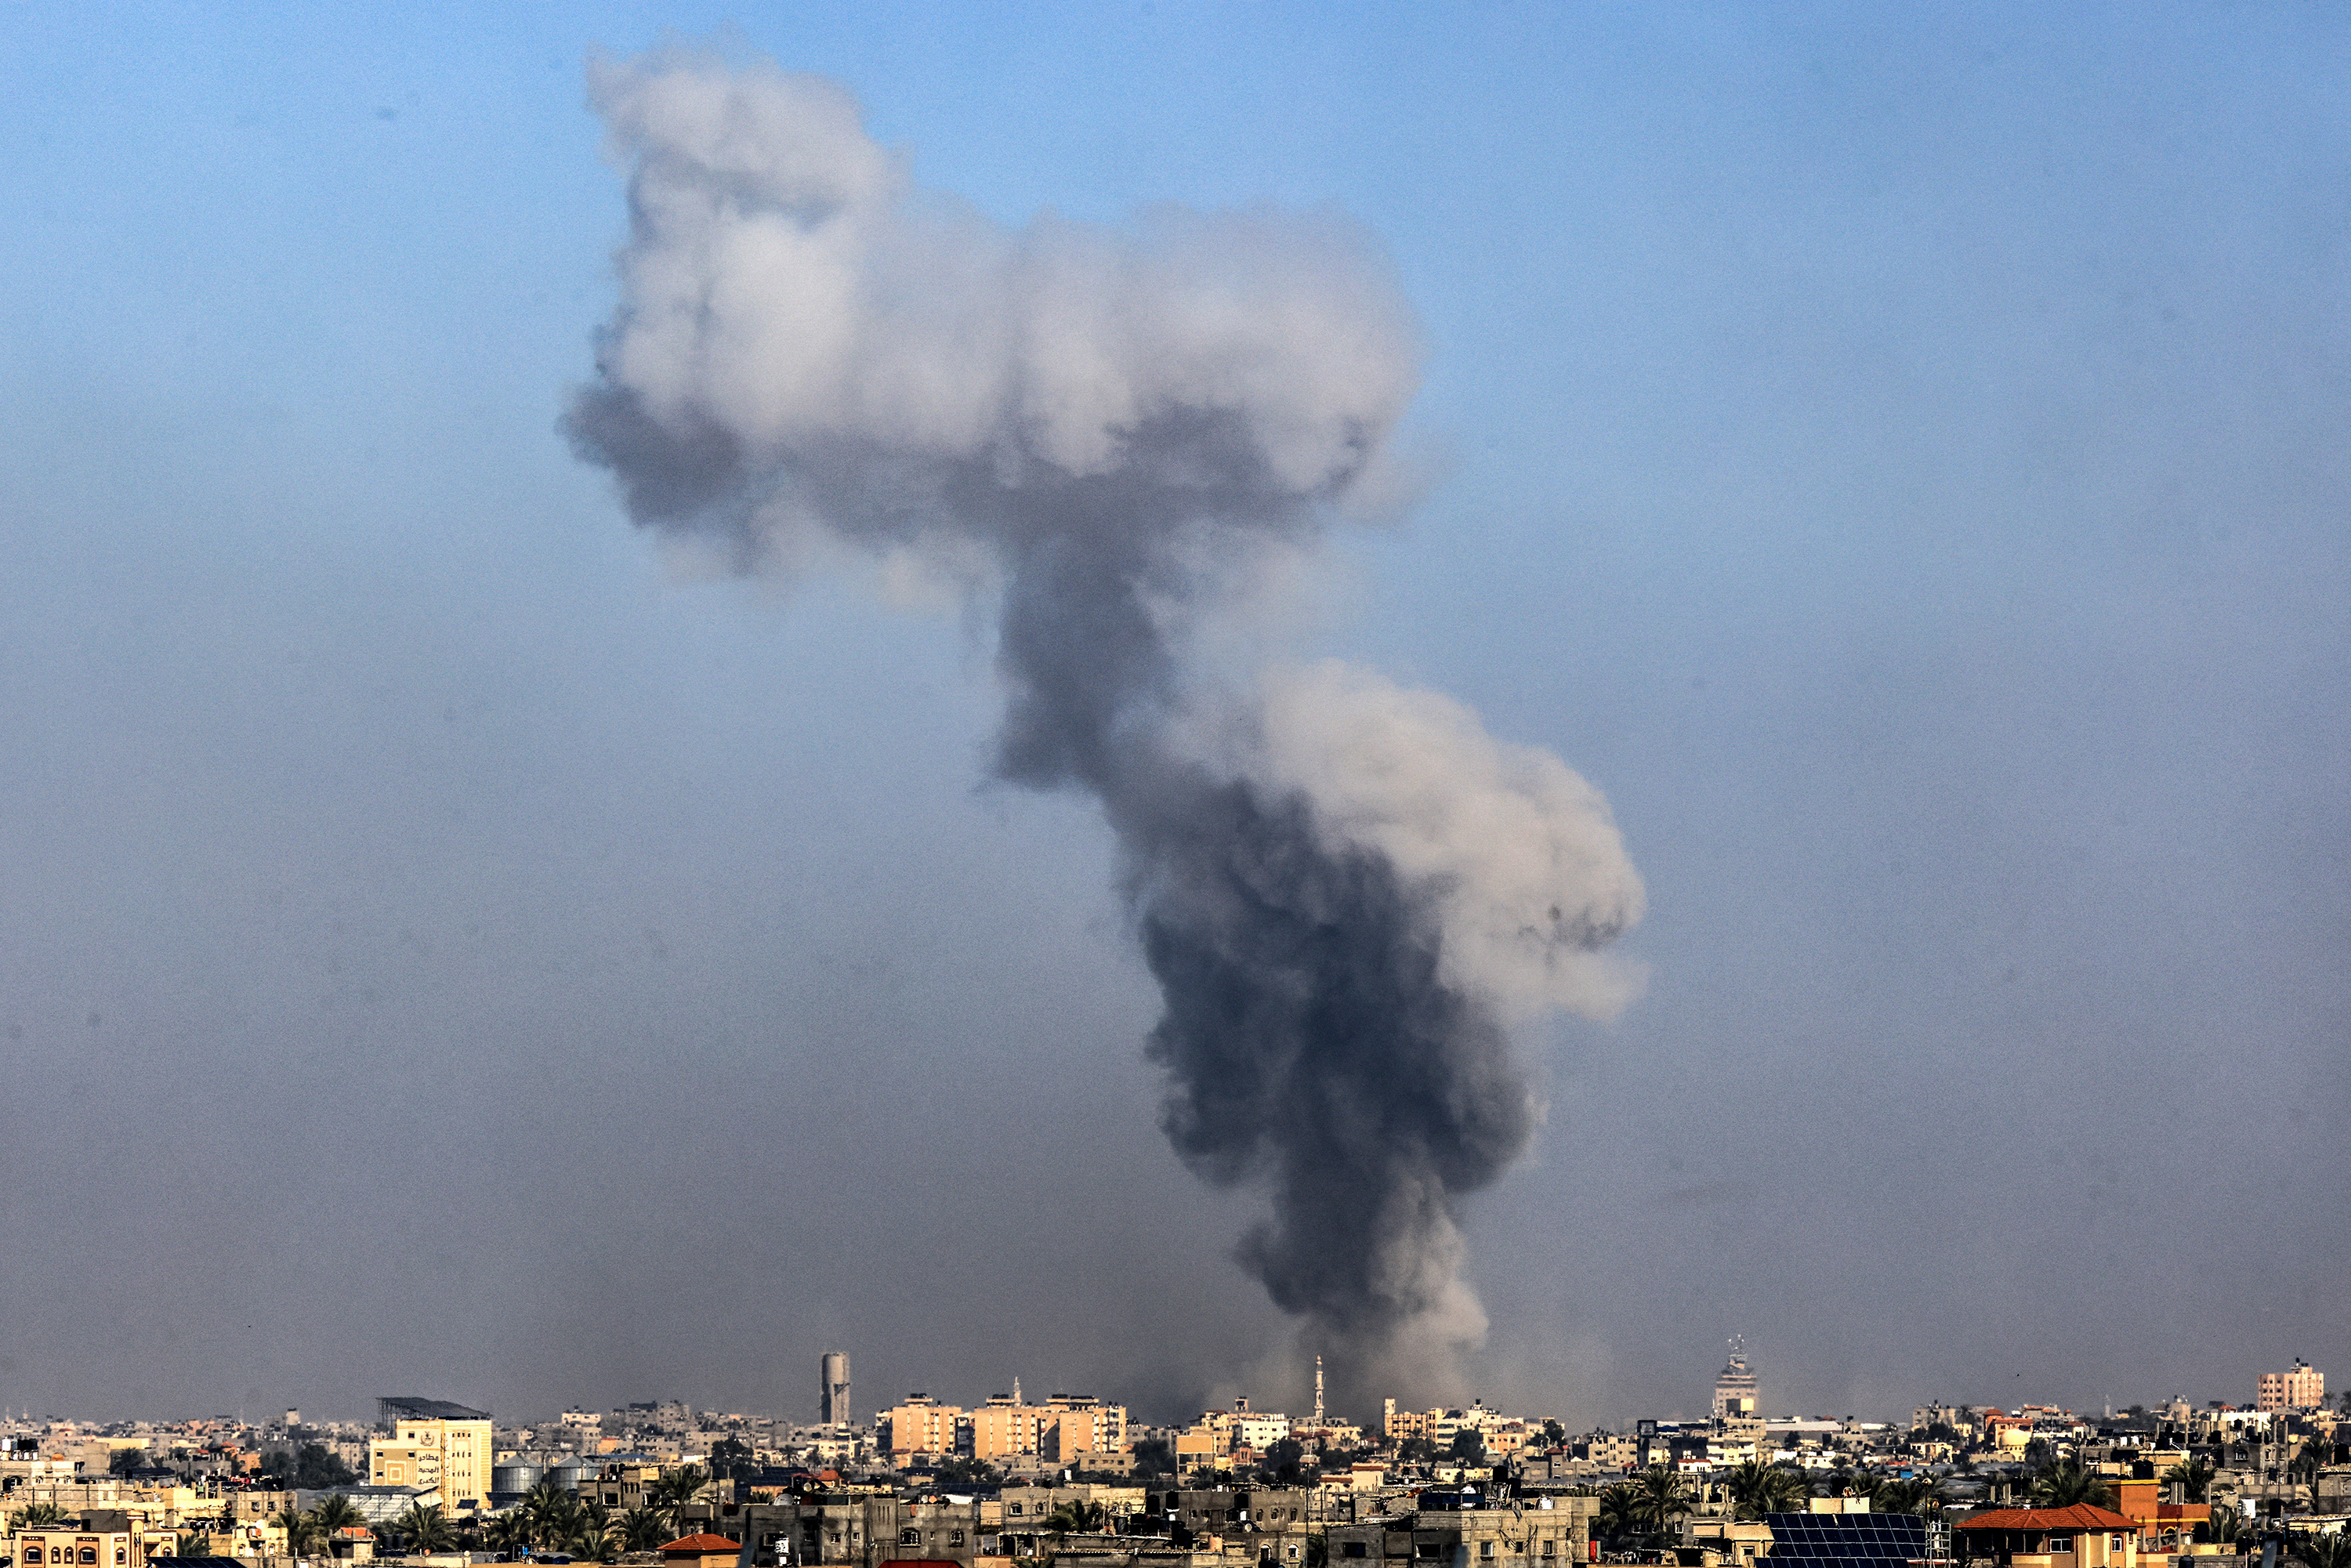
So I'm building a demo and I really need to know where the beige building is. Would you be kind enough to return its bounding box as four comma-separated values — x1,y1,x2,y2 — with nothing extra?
966,1395,1129,1467
15,1527,138,1568
882,1396,963,1461
369,1403,493,1510
2256,1360,2324,1413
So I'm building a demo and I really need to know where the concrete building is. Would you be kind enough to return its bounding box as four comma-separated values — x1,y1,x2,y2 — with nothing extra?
368,1400,491,1512
2255,1361,2323,1413
1954,1505,2145,1568
14,1526,139,1568
1326,1487,1596,1568
882,1398,963,1462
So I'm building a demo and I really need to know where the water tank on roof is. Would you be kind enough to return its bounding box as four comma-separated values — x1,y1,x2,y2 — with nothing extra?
549,1459,592,1490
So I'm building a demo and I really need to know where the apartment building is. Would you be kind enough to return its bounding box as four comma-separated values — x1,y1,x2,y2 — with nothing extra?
882,1396,962,1461
2256,1360,2324,1413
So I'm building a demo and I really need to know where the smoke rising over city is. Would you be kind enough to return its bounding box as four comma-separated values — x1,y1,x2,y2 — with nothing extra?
567,48,1645,1399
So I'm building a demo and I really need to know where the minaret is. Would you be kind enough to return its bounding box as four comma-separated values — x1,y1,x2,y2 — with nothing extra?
1313,1357,1324,1425
1013,1376,1023,1406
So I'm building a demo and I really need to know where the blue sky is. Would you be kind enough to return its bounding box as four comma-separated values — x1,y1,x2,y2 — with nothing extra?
2,2,2345,1427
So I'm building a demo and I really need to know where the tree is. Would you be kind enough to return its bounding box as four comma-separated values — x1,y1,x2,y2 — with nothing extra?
311,1496,367,1537
570,1502,617,1565
2029,1460,2113,1510
1132,1437,1175,1479
274,1507,323,1559
650,1465,712,1535
936,1456,1002,1489
617,1508,668,1552
485,1514,531,1559
1046,1498,1107,1537
108,1449,147,1477
1541,1421,1567,1450
11,1506,67,1532
2292,1534,2351,1568
1596,1483,1643,1547
175,1532,211,1558
1727,1459,1806,1520
2161,1458,2212,1504
1446,1431,1487,1468
1398,1436,1436,1464
525,1482,583,1551
1635,1465,1694,1537
395,1504,456,1556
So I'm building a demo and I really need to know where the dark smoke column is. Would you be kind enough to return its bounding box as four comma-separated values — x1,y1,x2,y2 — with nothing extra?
567,48,1646,1401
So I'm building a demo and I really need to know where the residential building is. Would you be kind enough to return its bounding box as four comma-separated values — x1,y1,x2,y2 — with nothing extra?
14,1526,139,1568
1954,1506,2145,1568
1326,1487,1596,1568
2256,1360,2324,1413
882,1397,963,1462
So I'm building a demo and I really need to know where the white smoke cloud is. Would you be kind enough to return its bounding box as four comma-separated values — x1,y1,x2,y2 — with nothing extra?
584,48,1418,512
1182,660,1647,1023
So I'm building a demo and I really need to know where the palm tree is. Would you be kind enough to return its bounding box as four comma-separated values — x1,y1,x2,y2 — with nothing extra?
650,1466,711,1536
1634,1465,1694,1540
617,1508,668,1553
2201,1511,2241,1547
525,1480,582,1551
1596,1483,1643,1548
11,1506,66,1531
2030,1460,2113,1510
274,1507,323,1559
570,1501,616,1562
176,1531,212,1559
396,1504,456,1556
1726,1459,1806,1520
1046,1499,1107,1537
2291,1535,2351,1568
2161,1458,2213,1504
484,1514,531,1560
312,1495,367,1537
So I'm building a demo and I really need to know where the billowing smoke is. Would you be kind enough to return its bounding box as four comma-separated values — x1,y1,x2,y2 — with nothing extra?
567,47,1645,1399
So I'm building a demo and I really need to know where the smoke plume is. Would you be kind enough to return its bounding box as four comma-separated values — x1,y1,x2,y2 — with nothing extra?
567,47,1645,1399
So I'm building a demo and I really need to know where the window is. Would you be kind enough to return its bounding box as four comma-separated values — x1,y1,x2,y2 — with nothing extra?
81,1549,98,1563
1343,1545,1368,1559
25,1546,41,1563
950,1532,965,1547
901,1530,921,1546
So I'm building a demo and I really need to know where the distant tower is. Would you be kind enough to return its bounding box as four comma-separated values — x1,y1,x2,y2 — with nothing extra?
1712,1336,1759,1420
1012,1377,1022,1406
1313,1357,1324,1425
821,1352,851,1426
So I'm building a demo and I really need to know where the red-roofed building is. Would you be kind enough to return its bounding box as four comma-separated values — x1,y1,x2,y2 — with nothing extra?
1955,1505,2145,1568
661,1534,744,1568
2105,1480,2210,1549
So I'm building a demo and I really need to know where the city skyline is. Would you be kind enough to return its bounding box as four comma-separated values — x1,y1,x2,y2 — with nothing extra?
2,2,2345,1426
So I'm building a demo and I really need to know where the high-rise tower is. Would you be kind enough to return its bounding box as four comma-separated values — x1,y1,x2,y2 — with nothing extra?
1712,1336,1759,1419
821,1351,851,1426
